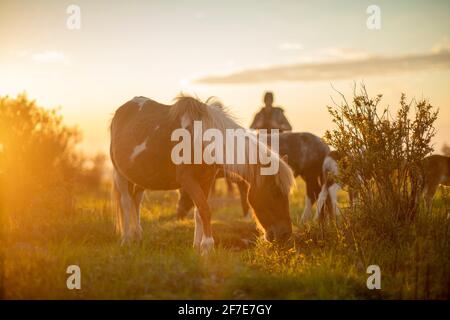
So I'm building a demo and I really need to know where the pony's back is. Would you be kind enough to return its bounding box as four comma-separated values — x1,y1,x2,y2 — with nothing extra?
170,95,295,195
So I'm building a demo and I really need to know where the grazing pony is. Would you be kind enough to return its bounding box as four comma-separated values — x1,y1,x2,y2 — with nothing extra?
176,132,331,223
278,132,330,222
110,95,295,254
422,154,450,211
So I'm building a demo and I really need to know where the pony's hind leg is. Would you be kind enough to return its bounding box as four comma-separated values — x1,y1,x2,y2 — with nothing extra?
301,176,321,223
113,169,138,245
301,194,313,223
112,181,123,235
131,185,145,242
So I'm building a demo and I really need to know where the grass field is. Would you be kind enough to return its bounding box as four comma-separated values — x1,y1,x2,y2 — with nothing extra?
2,179,449,299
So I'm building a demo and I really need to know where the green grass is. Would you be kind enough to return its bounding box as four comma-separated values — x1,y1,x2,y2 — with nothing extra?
2,180,449,299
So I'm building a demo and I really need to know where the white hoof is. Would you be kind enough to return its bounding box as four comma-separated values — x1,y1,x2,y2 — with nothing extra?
200,236,215,255
120,235,132,246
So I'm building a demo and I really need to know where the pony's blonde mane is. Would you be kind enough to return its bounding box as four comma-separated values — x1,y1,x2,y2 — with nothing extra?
170,94,295,195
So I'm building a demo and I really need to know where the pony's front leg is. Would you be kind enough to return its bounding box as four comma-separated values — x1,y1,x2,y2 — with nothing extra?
225,171,251,219
236,179,252,220
193,208,203,248
301,177,319,223
178,171,214,255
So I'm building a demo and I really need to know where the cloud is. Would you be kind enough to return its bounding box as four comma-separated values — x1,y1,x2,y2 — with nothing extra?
31,51,68,64
432,37,450,54
315,47,370,61
278,42,303,51
194,50,450,85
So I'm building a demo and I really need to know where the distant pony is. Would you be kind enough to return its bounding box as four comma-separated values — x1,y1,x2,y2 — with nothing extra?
110,96,295,254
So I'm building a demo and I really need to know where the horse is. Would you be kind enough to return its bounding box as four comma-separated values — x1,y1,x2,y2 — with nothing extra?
422,154,450,211
278,132,331,222
110,95,295,254
176,131,331,223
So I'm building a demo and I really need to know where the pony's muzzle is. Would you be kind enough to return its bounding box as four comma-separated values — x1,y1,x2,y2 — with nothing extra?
265,224,292,243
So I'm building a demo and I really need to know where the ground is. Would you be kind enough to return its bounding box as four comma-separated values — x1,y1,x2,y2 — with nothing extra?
2,179,449,299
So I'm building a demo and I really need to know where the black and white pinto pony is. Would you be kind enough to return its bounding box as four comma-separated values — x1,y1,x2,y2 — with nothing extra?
110,95,295,254
176,131,339,223
280,132,337,222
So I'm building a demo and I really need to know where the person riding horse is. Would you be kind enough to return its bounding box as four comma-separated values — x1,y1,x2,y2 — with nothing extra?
212,91,291,197
250,91,292,133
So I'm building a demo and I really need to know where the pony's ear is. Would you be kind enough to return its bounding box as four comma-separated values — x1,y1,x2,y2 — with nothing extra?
281,154,288,163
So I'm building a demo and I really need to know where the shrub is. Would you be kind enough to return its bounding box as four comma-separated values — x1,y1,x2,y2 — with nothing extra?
0,93,105,216
324,84,438,226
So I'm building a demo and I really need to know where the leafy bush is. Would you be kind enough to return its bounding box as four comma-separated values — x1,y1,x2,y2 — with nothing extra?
324,85,438,225
0,93,105,216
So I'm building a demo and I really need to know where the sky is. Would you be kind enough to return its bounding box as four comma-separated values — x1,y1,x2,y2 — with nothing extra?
1,0,449,155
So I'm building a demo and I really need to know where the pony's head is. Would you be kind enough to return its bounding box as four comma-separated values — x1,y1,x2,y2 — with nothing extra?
248,157,295,243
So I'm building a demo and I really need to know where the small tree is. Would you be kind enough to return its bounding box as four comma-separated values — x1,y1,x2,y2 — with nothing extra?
324,85,438,224
0,93,82,214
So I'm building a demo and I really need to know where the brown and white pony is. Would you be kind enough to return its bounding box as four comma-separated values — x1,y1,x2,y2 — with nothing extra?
110,95,295,254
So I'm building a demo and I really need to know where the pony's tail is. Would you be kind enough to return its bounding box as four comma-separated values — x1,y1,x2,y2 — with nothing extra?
111,171,123,236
